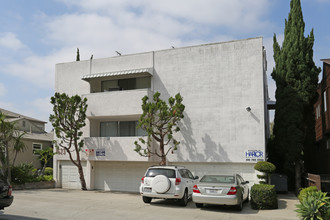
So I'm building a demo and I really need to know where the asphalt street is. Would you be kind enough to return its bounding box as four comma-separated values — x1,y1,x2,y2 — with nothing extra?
2,189,299,220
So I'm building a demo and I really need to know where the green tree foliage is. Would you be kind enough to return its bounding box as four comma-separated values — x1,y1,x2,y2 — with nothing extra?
134,92,185,165
76,48,80,61
0,111,26,182
49,92,88,190
35,147,56,175
270,0,320,192
12,132,26,167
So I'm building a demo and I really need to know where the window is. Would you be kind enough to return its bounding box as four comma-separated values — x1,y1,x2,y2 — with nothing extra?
22,121,26,127
324,92,327,112
146,169,176,178
179,169,194,179
101,77,151,92
100,121,147,137
316,104,321,119
327,139,330,150
100,121,118,137
119,121,136,137
200,175,235,184
33,143,42,155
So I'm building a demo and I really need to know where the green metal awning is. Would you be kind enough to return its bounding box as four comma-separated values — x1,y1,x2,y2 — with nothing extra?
82,67,153,81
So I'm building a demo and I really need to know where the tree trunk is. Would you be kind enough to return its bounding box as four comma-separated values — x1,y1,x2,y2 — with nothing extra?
5,144,11,182
12,152,18,167
77,163,87,190
295,159,302,194
159,141,166,165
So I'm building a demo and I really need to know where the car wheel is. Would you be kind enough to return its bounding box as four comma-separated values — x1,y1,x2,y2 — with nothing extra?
195,203,203,208
236,197,243,211
179,190,188,206
142,196,152,203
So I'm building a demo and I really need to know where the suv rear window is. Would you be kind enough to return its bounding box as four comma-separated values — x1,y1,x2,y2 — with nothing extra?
200,175,235,184
146,168,176,178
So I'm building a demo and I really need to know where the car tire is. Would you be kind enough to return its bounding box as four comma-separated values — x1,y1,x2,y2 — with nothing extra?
142,196,152,203
195,203,203,208
152,175,171,194
179,190,188,206
236,196,243,211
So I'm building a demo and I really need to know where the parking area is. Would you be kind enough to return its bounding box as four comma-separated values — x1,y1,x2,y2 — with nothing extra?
3,189,299,220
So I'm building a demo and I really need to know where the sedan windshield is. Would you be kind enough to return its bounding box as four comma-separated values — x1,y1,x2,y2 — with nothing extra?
200,175,235,184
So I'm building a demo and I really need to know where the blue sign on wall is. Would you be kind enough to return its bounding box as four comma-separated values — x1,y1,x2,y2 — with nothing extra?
245,150,264,162
96,149,105,156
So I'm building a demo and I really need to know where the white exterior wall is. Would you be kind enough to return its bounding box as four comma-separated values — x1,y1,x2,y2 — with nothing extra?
153,38,266,163
53,37,268,191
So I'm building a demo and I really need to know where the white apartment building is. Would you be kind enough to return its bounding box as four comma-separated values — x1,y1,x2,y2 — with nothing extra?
54,37,269,192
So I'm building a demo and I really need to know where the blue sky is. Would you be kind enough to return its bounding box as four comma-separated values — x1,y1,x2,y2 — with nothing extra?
0,0,329,131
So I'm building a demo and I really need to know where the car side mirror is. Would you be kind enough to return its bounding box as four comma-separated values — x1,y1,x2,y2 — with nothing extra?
194,176,199,180
244,181,249,184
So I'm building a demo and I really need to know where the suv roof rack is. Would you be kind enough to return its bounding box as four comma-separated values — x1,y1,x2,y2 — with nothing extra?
150,165,185,168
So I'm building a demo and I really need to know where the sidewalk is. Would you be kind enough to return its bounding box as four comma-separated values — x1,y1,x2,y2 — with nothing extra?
247,193,300,220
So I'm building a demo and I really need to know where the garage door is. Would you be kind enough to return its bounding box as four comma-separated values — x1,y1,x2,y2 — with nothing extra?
61,161,87,189
94,162,152,192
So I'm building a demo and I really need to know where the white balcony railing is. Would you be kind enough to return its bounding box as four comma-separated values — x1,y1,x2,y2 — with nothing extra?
82,89,152,118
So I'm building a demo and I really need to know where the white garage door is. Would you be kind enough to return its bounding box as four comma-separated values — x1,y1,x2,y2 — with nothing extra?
61,161,87,189
94,162,152,192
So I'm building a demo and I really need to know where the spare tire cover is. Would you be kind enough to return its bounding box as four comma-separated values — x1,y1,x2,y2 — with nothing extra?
152,175,171,194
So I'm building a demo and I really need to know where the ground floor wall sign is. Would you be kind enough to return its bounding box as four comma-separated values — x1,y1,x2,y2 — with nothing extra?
96,149,106,157
245,150,264,162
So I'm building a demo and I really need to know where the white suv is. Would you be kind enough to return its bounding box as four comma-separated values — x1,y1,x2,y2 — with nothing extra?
139,166,199,206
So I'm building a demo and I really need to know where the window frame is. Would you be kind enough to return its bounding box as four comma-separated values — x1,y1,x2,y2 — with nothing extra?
32,143,43,156
324,91,327,112
99,120,147,137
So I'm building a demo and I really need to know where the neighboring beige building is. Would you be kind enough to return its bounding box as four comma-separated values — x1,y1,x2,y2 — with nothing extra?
0,108,53,168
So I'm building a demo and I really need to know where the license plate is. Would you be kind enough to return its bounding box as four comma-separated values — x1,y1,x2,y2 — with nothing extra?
143,187,152,192
207,189,221,194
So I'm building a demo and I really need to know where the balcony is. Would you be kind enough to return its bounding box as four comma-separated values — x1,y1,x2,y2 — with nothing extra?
84,137,149,162
82,89,152,118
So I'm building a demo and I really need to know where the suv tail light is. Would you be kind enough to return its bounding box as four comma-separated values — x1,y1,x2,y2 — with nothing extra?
175,178,181,185
141,176,145,184
193,185,200,193
227,187,237,195
8,185,12,197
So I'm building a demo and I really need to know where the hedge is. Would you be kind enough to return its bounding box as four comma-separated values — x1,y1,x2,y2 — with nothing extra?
251,184,278,210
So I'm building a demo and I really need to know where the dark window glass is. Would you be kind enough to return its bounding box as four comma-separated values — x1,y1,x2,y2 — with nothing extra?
200,175,235,184
146,169,176,178
119,121,136,136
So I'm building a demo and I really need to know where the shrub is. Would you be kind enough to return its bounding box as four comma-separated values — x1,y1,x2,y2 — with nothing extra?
296,190,330,219
44,167,53,176
254,161,276,184
33,175,53,182
298,186,318,202
254,161,276,173
11,164,54,184
251,184,278,210
11,163,36,184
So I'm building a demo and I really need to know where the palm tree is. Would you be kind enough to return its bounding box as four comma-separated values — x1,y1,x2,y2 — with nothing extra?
12,132,26,167
0,111,25,181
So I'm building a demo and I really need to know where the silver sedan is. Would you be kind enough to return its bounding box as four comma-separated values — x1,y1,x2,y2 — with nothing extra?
192,174,249,211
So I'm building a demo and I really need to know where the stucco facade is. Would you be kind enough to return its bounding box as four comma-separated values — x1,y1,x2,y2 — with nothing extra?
54,37,269,192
